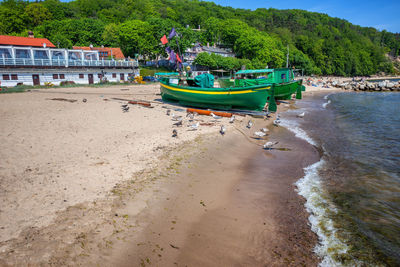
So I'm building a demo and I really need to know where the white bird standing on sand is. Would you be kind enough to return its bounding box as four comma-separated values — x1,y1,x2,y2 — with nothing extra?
188,122,199,131
172,114,183,121
261,128,269,133
172,129,178,137
273,119,280,126
166,109,171,116
254,131,267,138
220,125,226,135
247,120,253,129
210,112,222,119
229,115,235,123
297,112,305,118
263,141,279,149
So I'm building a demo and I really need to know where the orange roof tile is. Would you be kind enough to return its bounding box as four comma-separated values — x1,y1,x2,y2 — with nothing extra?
73,46,125,59
0,35,55,48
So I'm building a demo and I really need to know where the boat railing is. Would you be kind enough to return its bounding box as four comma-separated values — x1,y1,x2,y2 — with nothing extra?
0,58,138,68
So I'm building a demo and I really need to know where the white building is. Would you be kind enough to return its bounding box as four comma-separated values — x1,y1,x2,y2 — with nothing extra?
184,43,235,64
0,34,138,87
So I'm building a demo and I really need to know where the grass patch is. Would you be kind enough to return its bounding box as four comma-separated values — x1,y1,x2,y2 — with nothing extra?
140,66,172,77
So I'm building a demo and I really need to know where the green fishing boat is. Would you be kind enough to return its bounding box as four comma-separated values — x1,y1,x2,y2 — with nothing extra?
159,73,276,111
232,68,305,100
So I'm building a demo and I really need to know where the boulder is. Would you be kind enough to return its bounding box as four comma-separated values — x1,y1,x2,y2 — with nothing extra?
378,81,387,88
386,82,395,88
359,84,365,90
345,84,352,90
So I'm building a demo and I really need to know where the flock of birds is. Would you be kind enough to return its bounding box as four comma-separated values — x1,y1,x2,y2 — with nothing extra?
164,108,305,150
120,102,305,150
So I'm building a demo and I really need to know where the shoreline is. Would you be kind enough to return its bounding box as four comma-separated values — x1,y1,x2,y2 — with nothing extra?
0,83,336,265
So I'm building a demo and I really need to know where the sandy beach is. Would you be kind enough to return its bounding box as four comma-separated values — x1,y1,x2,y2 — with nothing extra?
0,82,339,266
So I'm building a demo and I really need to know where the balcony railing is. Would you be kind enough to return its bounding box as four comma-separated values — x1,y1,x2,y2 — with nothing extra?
0,58,138,68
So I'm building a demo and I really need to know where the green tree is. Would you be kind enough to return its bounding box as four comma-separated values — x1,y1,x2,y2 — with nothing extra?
25,3,52,28
117,20,156,58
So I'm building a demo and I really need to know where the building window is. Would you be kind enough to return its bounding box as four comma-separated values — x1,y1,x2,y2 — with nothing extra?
11,74,18,80
3,74,10,80
59,74,65,79
79,74,84,78
53,74,59,79
98,74,102,78
112,73,116,78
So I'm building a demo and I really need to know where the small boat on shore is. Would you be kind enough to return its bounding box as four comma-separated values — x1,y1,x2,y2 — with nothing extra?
220,68,304,100
159,73,276,111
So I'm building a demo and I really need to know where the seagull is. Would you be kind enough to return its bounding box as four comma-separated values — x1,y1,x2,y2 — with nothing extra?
220,125,226,135
297,112,305,118
173,120,183,127
121,104,128,108
229,115,235,123
172,129,178,137
254,131,267,138
188,122,199,131
210,113,222,119
172,114,183,121
166,109,171,116
273,119,280,126
122,106,129,112
82,98,87,103
263,141,279,150
247,120,253,129
261,128,269,133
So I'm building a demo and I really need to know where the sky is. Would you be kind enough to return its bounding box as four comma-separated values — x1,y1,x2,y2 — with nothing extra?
211,0,400,33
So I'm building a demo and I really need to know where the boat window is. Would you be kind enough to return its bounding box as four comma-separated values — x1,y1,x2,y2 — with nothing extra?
79,74,84,78
281,74,286,79
11,74,18,80
2,74,10,80
53,74,59,79
60,74,65,79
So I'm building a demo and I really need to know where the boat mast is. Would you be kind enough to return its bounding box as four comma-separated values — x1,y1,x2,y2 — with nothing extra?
286,45,289,68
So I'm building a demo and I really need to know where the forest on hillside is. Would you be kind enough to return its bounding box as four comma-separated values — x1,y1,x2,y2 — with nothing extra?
1,0,399,76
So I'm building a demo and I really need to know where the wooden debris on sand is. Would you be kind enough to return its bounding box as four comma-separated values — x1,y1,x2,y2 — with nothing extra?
47,98,77,103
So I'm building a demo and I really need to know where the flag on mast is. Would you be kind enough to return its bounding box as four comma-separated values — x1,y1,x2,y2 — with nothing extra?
160,35,168,45
168,28,177,39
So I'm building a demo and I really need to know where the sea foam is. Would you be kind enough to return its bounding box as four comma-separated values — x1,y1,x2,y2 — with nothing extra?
281,112,360,266
279,118,317,146
296,160,353,266
322,100,331,109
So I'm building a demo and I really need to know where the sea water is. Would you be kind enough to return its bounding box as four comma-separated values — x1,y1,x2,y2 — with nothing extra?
281,92,400,266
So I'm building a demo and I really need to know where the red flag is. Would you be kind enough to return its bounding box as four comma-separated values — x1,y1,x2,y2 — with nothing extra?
176,53,182,63
160,35,168,45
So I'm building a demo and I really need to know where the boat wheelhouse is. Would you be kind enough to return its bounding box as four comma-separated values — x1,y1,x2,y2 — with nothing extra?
234,68,304,100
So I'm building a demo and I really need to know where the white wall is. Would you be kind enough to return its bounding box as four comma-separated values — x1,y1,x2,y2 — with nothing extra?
0,68,134,87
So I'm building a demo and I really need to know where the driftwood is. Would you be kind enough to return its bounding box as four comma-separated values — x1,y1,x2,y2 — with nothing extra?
47,98,77,103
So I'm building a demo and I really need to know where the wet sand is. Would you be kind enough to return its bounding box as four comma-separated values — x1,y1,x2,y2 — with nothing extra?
82,122,320,266
109,124,320,266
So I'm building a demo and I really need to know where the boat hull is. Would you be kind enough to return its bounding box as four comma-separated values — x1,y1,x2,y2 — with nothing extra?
160,81,273,111
274,80,303,100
